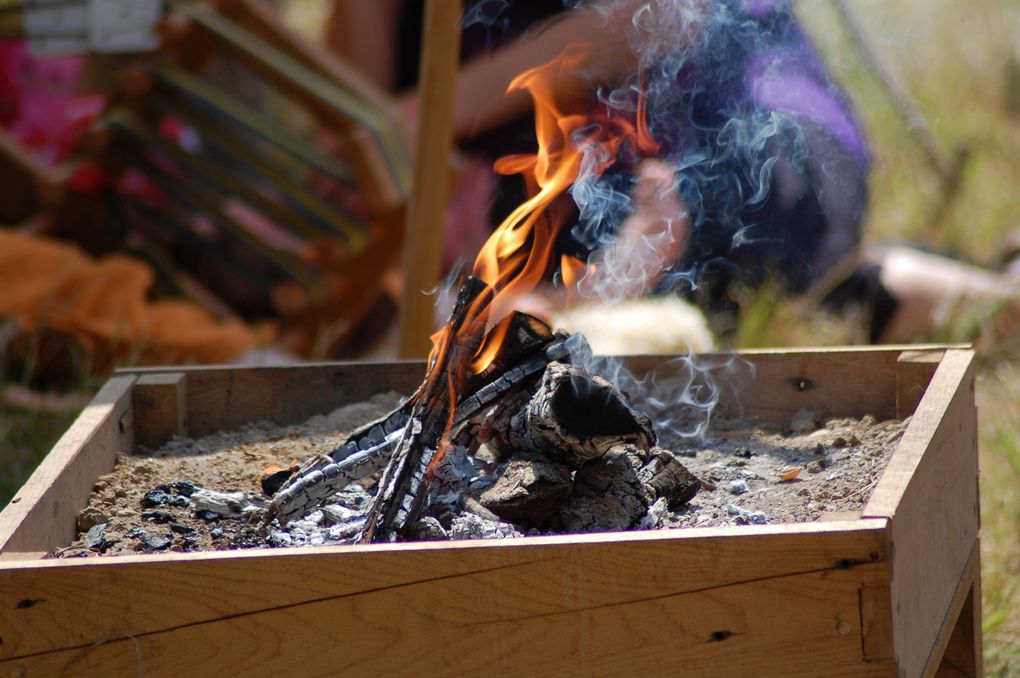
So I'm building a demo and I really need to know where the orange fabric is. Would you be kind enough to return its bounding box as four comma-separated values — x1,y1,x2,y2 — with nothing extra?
0,230,255,364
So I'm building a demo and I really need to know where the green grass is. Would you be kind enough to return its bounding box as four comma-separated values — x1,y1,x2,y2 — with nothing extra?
0,404,80,506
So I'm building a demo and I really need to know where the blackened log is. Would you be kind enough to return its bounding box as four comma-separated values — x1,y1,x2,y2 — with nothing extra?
470,385,535,461
638,448,701,508
358,276,491,543
510,362,656,468
560,444,650,532
478,453,573,526
467,311,553,389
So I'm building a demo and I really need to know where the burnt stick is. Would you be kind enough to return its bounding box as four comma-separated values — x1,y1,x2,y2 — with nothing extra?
264,331,589,526
357,277,490,542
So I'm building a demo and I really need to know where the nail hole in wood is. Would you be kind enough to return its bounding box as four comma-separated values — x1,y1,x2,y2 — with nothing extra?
789,377,816,392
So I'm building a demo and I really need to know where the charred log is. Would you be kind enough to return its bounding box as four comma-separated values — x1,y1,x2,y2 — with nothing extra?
508,362,655,468
478,453,573,526
638,448,701,508
560,444,651,532
358,276,492,543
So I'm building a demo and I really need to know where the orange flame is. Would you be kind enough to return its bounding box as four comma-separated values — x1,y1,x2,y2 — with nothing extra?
429,44,658,390
419,44,659,470
560,254,588,289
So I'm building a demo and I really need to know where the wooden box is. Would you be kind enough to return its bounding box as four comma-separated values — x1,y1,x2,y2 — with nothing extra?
0,347,980,677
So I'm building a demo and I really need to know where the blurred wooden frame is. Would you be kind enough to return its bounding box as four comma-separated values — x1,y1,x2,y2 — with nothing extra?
0,0,423,359
163,0,412,217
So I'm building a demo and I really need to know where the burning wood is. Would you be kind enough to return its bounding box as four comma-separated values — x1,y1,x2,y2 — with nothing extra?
262,302,701,541
263,42,701,542
260,341,573,527
263,283,590,528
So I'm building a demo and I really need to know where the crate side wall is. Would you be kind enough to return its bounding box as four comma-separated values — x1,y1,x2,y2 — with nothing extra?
173,361,425,436
0,522,892,677
862,350,978,677
0,376,137,556
152,348,910,438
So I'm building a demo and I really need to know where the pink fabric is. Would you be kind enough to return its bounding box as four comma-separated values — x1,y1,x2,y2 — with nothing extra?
0,41,104,164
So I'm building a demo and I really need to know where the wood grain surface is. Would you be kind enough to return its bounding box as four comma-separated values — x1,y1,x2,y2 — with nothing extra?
863,350,979,677
1,521,890,677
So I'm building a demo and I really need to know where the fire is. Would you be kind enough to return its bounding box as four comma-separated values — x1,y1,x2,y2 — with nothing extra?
440,44,659,376
421,43,659,454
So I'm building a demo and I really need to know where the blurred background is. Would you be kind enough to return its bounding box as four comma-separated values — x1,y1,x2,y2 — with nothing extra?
1,0,1018,671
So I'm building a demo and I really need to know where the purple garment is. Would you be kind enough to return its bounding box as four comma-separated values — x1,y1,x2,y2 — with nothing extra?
741,0,870,167
743,0,783,18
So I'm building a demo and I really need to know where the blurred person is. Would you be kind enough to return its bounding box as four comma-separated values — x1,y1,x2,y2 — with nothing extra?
326,0,1020,349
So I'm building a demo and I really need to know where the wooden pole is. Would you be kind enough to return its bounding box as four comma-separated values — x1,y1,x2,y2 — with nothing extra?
397,0,463,358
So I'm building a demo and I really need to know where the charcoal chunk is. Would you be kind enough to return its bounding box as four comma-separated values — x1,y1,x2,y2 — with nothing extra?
170,480,197,497
85,523,107,550
141,486,173,508
261,469,294,496
637,448,700,508
561,445,650,532
142,534,172,551
478,454,573,526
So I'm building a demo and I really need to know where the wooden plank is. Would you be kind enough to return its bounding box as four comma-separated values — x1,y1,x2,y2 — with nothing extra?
896,349,943,418
119,347,956,437
397,0,463,359
0,521,890,676
119,361,426,437
934,544,982,678
0,376,136,555
623,347,906,423
133,373,188,449
861,350,978,678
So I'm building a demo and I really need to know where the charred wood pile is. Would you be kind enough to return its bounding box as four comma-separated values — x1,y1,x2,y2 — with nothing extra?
263,277,700,543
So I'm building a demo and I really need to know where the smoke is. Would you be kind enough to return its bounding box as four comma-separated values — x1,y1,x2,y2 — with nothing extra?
461,0,511,30
550,0,827,437
564,0,816,303
576,351,755,443
449,1,860,439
